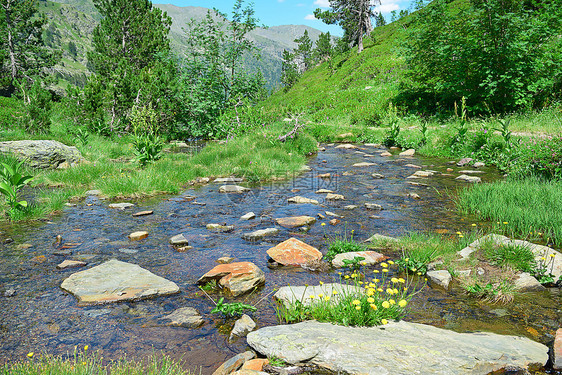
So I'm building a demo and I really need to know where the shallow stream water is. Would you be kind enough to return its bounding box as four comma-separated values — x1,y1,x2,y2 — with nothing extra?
0,144,560,373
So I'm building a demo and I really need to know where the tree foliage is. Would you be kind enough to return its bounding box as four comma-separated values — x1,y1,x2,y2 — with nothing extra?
314,0,380,53
84,0,173,130
0,0,58,95
403,0,562,114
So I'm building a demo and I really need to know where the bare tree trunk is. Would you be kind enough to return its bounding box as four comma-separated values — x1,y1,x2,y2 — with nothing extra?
4,0,18,89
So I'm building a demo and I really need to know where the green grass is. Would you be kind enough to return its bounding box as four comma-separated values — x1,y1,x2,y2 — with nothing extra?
0,117,317,220
275,266,418,327
0,350,191,375
483,242,535,272
324,228,365,261
458,178,562,245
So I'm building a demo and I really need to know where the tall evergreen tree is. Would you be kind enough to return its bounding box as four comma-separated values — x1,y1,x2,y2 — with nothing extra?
314,0,380,53
294,30,313,72
281,49,299,89
86,0,172,128
0,0,57,95
314,32,332,62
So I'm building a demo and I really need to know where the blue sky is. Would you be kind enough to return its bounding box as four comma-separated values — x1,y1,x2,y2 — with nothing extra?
151,0,415,36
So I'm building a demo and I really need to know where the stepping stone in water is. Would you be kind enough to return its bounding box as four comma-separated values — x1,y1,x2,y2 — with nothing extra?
242,228,279,241
206,224,234,233
267,238,323,266
57,260,87,270
326,193,345,201
109,203,135,210
198,262,265,296
275,216,316,228
352,162,375,167
219,185,249,193
161,307,204,328
61,259,179,304
456,174,482,183
287,196,319,205
399,149,415,156
129,231,148,241
132,210,153,217
240,212,256,220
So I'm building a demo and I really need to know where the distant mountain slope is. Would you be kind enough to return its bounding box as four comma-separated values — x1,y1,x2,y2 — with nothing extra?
43,0,324,90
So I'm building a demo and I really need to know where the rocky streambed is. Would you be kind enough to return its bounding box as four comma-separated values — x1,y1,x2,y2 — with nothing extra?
0,143,560,374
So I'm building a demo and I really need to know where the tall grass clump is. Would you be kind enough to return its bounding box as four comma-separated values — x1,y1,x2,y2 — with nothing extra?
0,347,191,375
276,261,422,327
458,178,562,245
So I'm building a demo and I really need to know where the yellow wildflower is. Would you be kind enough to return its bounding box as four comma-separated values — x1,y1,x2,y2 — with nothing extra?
456,231,462,235
404,258,409,262
391,277,399,283
381,319,388,325
333,290,338,295
309,295,315,299
386,288,394,295
360,261,367,266
319,281,324,285
398,299,408,307
381,262,388,268
324,296,330,302
352,299,361,305
503,222,508,224
367,289,375,296
355,306,361,310
345,275,350,279
377,288,384,292
367,297,375,303
382,269,389,273
550,254,556,258
471,223,477,226
370,304,377,310
373,270,380,274
398,278,405,283
389,299,396,305
388,260,394,265
382,301,390,308
27,352,34,358
321,223,326,226
84,345,89,351
393,288,399,294
318,293,324,298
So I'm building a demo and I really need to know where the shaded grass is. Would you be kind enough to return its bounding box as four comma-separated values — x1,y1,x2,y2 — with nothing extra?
0,350,191,375
458,178,562,245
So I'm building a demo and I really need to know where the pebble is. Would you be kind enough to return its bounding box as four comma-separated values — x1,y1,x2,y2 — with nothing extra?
129,231,149,241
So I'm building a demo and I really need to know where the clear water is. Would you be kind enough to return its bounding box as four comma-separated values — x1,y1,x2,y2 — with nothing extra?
0,144,558,373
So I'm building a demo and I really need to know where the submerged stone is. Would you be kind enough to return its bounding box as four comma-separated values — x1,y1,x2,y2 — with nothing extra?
275,216,316,228
242,228,279,241
162,307,204,328
287,196,319,204
60,259,179,305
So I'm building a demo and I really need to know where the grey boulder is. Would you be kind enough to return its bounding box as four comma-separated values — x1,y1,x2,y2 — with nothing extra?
0,140,85,169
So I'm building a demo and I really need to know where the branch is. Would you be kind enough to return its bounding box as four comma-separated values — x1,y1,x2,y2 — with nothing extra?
277,113,305,142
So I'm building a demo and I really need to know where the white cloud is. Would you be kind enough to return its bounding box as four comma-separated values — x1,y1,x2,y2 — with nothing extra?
278,0,285,2
375,1,400,13
304,14,317,20
314,0,330,8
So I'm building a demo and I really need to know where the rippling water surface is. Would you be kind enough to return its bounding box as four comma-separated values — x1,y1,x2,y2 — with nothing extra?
0,144,559,373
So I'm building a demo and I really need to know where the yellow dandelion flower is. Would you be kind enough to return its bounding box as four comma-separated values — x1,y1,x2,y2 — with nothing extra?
355,306,361,310
393,288,399,294
471,223,477,226
369,283,376,288
458,235,464,238
404,258,409,262
382,301,390,308
373,270,380,274
550,254,556,258
398,299,408,307
321,223,326,226
309,295,315,299
386,288,394,295
503,222,508,224
398,278,405,283
380,262,388,268
352,299,361,305
404,287,408,291
541,257,546,261
367,289,375,296
538,232,542,236
391,277,399,283
27,352,34,358
324,296,330,301
417,272,422,275
388,260,394,265
377,288,384,292
333,290,338,295
367,297,375,303
358,281,364,285
360,261,367,266
319,281,324,285
84,345,89,351
382,269,389,273
318,293,324,298
456,231,462,235
345,275,350,279
389,299,396,305
370,304,377,310
351,273,358,278
381,319,388,325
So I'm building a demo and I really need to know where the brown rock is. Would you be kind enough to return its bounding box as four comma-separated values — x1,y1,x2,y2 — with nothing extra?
57,260,87,269
217,256,235,264
275,216,316,228
326,193,345,201
329,219,340,225
129,231,148,241
212,351,256,375
554,328,562,369
317,173,331,178
266,238,323,266
132,210,153,217
241,359,269,371
380,152,392,157
400,149,415,156
198,262,265,296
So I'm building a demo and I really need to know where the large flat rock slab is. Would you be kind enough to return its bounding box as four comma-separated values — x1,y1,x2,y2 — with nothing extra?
274,283,362,307
0,140,85,169
247,321,548,375
60,259,179,305
198,262,265,296
331,251,387,268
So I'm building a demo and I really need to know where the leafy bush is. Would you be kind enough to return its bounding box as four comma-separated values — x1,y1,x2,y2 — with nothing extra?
324,227,365,261
0,159,33,218
20,80,52,134
130,105,164,166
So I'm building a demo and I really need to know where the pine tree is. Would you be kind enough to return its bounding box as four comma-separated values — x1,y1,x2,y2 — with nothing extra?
314,32,332,63
314,0,380,53
281,49,299,89
86,0,172,128
294,30,313,72
0,0,58,95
